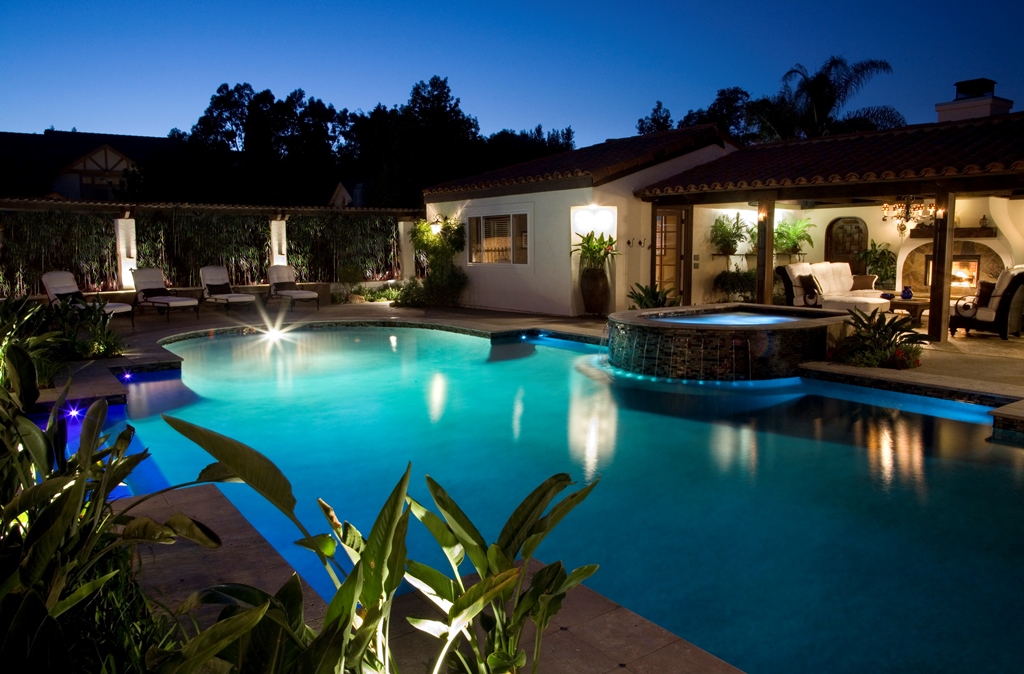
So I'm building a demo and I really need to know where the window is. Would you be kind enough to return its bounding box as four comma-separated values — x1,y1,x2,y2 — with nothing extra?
469,213,528,264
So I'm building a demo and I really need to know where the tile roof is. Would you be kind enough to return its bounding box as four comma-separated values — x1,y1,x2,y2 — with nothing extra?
423,125,727,197
637,112,1024,198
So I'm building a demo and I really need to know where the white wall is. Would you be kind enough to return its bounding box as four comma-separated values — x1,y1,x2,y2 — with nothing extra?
427,187,592,315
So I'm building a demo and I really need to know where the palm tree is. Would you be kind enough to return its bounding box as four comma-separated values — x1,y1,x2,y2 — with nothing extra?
749,56,906,141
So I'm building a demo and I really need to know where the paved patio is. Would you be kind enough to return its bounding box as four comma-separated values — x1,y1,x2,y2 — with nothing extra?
55,299,1024,673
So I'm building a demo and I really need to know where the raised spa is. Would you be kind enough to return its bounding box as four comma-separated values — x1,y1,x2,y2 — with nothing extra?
607,304,849,381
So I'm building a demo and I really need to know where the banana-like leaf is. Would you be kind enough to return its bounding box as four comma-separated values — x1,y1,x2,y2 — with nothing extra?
324,560,362,629
162,415,297,518
14,417,50,477
49,570,118,618
178,584,279,614
274,573,306,635
196,462,243,483
295,533,336,559
448,568,520,633
407,616,449,638
19,491,76,587
317,498,344,535
554,564,599,596
496,474,571,558
103,451,151,500
360,463,410,608
425,476,488,576
295,617,347,674
487,543,514,577
405,559,457,607
157,602,269,674
384,509,410,596
2,476,73,525
522,478,599,561
121,516,176,544
165,512,221,548
5,342,39,410
487,649,527,673
77,399,108,469
345,599,387,669
407,496,464,569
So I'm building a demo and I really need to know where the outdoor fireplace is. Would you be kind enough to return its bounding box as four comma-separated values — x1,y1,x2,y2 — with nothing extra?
924,254,981,292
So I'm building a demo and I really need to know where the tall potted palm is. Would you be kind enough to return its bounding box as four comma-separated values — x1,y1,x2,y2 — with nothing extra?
573,232,619,315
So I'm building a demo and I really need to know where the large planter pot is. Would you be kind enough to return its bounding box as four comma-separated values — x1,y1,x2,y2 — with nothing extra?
580,268,610,315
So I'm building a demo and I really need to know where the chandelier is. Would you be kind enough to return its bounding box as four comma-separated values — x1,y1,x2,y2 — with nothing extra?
881,197,945,238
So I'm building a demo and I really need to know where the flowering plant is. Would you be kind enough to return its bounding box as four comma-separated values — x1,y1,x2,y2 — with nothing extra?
572,232,619,274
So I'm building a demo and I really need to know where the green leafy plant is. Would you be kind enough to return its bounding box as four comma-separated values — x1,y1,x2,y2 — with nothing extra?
709,213,748,255
397,217,468,307
745,223,759,251
46,298,125,360
712,267,757,301
774,217,815,254
571,232,619,274
855,239,897,289
352,283,403,303
627,282,680,309
831,308,928,369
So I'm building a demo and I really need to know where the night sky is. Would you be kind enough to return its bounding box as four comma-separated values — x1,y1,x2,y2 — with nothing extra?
2,0,1022,148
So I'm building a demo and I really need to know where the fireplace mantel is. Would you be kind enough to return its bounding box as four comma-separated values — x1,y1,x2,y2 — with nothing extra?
909,225,997,239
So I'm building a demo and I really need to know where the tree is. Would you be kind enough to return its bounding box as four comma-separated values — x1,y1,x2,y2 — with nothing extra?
751,56,906,140
189,83,255,151
677,87,754,142
637,101,674,134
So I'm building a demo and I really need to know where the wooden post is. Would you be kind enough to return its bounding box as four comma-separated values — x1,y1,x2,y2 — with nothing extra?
755,198,776,304
927,191,956,342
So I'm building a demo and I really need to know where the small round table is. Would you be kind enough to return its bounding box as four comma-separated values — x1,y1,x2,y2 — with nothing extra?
889,298,930,327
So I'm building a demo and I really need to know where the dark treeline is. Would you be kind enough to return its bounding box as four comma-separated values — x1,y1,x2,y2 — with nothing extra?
637,56,906,144
123,76,573,208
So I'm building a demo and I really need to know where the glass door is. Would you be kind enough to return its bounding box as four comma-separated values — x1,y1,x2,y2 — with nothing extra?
654,208,690,303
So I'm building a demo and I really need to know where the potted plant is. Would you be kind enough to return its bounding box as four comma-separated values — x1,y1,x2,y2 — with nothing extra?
745,224,759,254
572,232,619,314
710,213,748,255
854,239,897,290
774,217,815,254
713,266,757,302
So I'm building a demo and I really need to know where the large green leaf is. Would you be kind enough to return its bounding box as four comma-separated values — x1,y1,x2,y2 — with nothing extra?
2,476,73,525
162,415,297,517
425,475,488,576
274,573,306,635
405,559,457,608
496,474,571,558
295,533,336,559
196,462,243,483
14,417,50,477
165,512,222,548
383,509,410,596
360,463,410,607
554,564,599,596
77,399,108,469
448,568,520,633
407,496,464,569
49,570,118,618
158,602,269,674
121,516,176,544
295,618,347,674
324,560,362,629
19,491,76,587
522,478,599,561
4,342,39,410
407,616,449,638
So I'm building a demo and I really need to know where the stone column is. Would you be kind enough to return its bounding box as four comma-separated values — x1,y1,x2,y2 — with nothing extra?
270,218,288,267
927,191,956,342
398,220,417,280
114,217,136,289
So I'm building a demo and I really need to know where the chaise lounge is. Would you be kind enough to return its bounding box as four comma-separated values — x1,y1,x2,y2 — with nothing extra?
266,265,319,310
949,266,1024,339
777,261,891,313
199,266,257,313
131,268,200,320
41,271,134,326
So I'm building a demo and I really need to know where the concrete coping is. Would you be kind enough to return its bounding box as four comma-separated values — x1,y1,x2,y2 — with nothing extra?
608,302,850,331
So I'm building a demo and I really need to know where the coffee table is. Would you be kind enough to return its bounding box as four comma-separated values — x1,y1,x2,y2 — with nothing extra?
889,297,930,327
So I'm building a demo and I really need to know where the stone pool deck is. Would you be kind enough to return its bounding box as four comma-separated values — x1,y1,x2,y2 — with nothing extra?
50,301,1024,672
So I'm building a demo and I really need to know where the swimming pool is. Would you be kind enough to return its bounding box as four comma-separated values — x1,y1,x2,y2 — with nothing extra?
120,326,1024,674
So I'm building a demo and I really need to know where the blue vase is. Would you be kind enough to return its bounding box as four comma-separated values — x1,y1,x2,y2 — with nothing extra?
901,286,914,300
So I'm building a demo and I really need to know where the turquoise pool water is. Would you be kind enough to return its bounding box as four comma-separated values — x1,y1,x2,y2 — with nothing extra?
648,310,800,325
120,327,1024,674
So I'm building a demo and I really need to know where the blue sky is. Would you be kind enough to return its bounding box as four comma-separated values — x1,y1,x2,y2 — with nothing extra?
2,0,1022,148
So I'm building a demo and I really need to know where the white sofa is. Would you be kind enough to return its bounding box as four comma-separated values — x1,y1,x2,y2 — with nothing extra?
780,261,891,313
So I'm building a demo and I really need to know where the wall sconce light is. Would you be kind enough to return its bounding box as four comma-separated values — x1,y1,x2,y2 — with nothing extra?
935,208,945,220
757,209,767,222
571,205,616,236
430,214,444,236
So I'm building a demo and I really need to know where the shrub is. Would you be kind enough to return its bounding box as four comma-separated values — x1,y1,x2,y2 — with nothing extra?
402,217,468,307
712,267,757,301
709,213,748,254
627,282,680,309
831,308,928,369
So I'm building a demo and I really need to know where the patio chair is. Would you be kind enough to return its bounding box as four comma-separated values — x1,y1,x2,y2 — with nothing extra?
949,266,1024,339
199,266,257,313
41,271,134,326
131,268,200,320
267,265,319,310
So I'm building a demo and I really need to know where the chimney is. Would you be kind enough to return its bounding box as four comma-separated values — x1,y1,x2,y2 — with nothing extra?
936,78,1014,122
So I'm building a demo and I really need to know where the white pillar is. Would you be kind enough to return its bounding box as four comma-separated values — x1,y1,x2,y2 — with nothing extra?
398,220,417,280
114,217,136,289
270,218,288,266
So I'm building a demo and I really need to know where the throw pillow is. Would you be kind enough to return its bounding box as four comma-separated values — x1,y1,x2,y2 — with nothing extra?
55,290,86,304
851,275,876,290
143,287,172,299
797,274,820,306
206,283,233,296
274,281,298,291
976,280,996,307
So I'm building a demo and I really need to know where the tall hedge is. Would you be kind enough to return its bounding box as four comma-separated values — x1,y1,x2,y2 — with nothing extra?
286,214,398,282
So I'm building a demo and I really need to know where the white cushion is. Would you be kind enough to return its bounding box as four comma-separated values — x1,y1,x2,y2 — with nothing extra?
950,298,978,318
144,295,198,307
810,262,837,294
976,307,997,322
268,265,298,285
784,262,813,306
208,293,255,303
102,302,133,315
821,296,890,313
277,289,319,300
831,262,854,292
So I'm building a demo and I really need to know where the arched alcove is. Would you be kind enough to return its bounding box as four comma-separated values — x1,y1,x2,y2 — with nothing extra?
900,240,1010,296
825,217,868,273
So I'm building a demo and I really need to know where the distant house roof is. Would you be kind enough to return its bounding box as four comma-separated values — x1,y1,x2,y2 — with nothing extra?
424,125,728,201
637,113,1024,201
0,129,175,199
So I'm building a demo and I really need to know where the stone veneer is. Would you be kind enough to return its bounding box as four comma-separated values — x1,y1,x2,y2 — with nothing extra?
902,241,1004,296
607,305,848,381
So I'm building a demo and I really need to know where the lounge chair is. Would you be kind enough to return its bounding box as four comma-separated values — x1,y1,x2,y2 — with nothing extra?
41,271,134,326
267,265,319,310
949,266,1024,339
131,268,200,320
199,266,257,313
